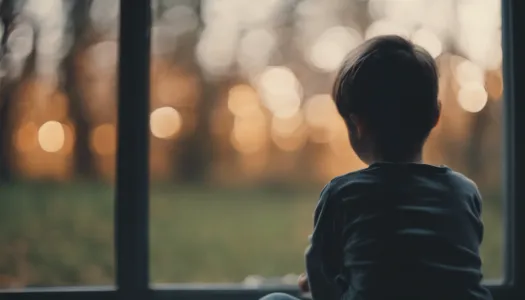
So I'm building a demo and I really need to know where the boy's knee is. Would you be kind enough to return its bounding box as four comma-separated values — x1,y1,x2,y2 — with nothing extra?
259,292,298,300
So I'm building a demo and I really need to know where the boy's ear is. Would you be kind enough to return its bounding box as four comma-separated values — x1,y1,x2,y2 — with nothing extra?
348,114,362,138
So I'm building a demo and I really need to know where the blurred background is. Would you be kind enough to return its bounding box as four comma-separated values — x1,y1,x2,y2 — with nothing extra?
0,0,504,288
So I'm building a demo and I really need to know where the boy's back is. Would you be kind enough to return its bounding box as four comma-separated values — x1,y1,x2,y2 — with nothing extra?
306,162,493,300
259,35,492,300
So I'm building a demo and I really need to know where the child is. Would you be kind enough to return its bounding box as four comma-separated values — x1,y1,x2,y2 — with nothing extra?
261,35,493,300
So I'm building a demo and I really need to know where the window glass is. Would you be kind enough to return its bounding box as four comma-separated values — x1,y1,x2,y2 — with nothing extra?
0,0,118,288
149,0,504,285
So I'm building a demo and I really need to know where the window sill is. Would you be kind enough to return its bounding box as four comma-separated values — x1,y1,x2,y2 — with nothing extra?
0,282,520,300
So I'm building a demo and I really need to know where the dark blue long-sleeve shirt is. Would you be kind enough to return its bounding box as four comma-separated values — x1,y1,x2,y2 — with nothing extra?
305,162,493,300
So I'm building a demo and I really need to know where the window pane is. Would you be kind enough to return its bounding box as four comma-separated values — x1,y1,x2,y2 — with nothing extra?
149,0,504,284
0,0,119,288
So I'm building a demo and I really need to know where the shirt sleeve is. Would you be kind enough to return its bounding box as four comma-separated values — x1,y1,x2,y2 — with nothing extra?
305,181,343,300
473,188,484,244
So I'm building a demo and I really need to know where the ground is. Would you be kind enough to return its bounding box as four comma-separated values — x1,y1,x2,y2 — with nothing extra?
0,182,503,287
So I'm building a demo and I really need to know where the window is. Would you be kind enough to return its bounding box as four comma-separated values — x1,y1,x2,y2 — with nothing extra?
150,0,507,286
0,0,116,289
1,1,524,300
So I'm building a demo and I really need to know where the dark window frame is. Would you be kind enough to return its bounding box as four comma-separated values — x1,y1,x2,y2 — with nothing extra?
1,0,524,299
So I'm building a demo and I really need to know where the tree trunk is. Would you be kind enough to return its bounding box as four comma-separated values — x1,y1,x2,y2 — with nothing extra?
174,0,215,183
0,85,14,182
176,78,216,183
0,0,26,182
63,0,95,179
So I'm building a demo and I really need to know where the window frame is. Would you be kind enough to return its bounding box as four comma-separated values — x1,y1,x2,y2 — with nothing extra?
1,0,524,299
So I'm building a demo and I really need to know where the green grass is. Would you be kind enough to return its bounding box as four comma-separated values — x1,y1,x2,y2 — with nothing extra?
0,182,504,287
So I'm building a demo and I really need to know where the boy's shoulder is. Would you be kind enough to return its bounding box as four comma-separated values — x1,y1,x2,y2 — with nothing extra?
323,166,378,197
324,164,481,199
447,168,479,187
445,168,482,197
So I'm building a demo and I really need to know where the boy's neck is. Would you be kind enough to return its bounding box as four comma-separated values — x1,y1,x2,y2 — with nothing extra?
369,152,423,165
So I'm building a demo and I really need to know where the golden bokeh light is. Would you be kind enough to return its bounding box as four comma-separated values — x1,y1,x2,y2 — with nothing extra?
90,123,117,156
304,94,337,128
308,26,362,72
5,0,505,185
38,121,65,153
15,122,39,153
227,84,260,117
485,70,503,100
150,106,183,139
304,94,342,143
271,112,304,138
271,113,307,152
154,71,197,107
411,28,443,59
256,66,302,118
365,19,410,40
457,83,488,113
272,132,307,152
328,124,353,157
230,109,267,154
455,59,485,87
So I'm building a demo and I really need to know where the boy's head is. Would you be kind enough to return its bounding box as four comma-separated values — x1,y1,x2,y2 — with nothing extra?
332,35,440,164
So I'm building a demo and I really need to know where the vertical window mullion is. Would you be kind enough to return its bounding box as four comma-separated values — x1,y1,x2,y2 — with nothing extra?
115,0,151,299
502,0,525,294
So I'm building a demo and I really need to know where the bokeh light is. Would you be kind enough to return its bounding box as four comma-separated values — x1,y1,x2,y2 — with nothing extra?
0,0,507,287
458,83,488,113
231,109,268,154
7,23,35,61
304,94,337,129
271,113,307,152
228,84,261,117
411,28,443,58
455,59,485,87
90,124,117,156
15,122,39,153
365,19,410,40
150,107,183,139
304,94,341,144
38,121,65,153
256,66,302,118
237,28,277,75
308,26,362,72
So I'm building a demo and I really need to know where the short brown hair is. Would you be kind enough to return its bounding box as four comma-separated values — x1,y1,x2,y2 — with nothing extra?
332,35,440,156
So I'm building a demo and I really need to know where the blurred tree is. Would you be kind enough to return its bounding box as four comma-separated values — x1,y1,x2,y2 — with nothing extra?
174,0,215,183
465,100,494,187
62,0,95,178
0,0,15,182
0,0,31,182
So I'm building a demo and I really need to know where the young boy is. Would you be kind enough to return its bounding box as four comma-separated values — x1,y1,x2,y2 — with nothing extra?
262,35,493,300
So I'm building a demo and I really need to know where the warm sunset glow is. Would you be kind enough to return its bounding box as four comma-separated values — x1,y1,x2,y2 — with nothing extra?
271,113,307,152
231,109,267,154
304,94,338,128
15,122,39,153
90,123,117,155
227,84,260,117
455,59,485,87
38,121,65,153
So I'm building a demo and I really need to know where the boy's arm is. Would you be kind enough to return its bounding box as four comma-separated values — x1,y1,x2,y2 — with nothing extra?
305,182,342,300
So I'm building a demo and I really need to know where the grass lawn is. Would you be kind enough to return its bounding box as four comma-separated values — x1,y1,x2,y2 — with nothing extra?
0,182,504,287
